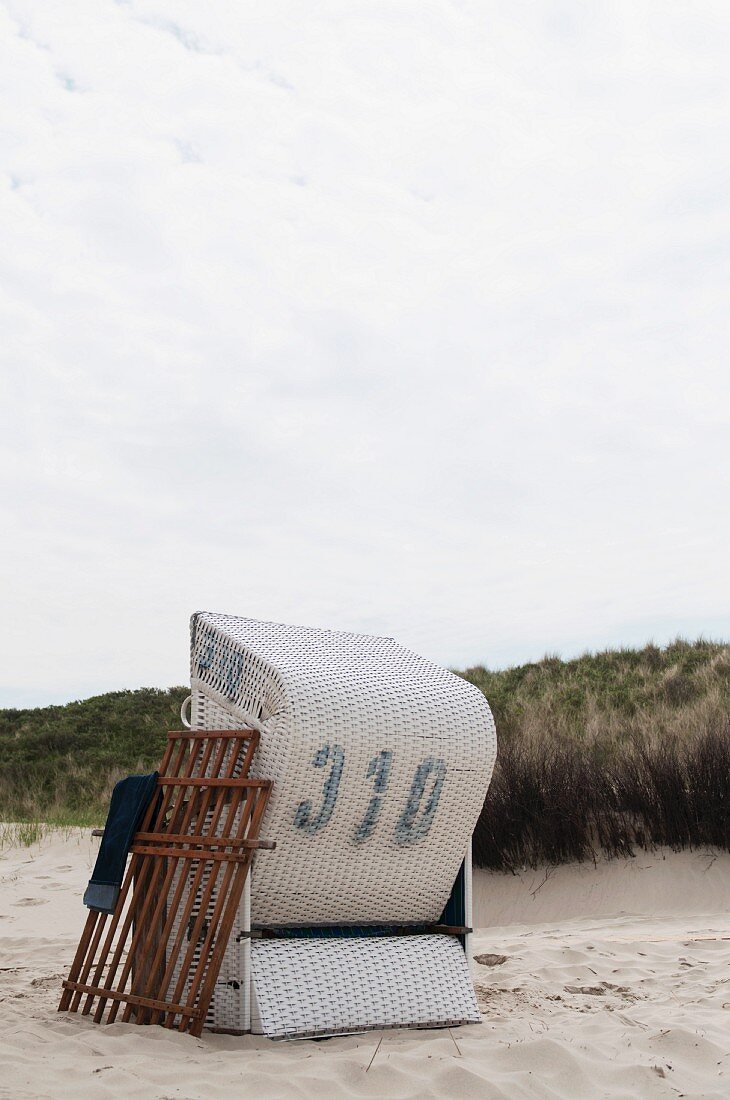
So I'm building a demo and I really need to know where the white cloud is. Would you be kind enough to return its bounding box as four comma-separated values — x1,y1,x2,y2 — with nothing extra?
1,0,728,704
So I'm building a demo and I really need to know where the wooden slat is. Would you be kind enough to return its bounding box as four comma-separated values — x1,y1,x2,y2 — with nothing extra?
61,980,202,1018
167,729,259,740
156,777,271,788
134,831,274,849
68,912,109,1012
129,843,272,862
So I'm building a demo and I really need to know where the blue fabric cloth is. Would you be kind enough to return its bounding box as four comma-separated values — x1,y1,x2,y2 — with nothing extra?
83,772,159,913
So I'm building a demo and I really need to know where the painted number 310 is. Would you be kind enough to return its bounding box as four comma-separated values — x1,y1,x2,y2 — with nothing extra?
293,744,447,846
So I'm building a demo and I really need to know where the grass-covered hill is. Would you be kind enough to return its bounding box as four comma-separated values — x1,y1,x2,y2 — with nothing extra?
0,687,189,826
1,640,728,868
461,637,728,744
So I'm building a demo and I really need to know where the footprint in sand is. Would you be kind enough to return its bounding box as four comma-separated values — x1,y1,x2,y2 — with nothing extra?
31,974,65,988
474,953,509,967
13,898,48,907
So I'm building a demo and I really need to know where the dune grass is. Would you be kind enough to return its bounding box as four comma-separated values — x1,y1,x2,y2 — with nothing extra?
0,820,47,849
0,819,86,851
1,640,728,865
463,638,730,870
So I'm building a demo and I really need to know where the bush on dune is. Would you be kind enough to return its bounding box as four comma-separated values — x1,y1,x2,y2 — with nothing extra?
473,720,730,872
467,639,730,870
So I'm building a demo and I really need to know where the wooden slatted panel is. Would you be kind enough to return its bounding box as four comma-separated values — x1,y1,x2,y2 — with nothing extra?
59,729,273,1037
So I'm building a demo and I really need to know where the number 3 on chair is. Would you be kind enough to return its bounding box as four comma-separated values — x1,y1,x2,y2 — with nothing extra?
294,743,344,835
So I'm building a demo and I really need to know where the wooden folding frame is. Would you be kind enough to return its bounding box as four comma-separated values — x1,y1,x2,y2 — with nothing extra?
59,729,273,1037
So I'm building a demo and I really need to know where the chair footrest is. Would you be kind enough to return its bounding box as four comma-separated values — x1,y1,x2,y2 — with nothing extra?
249,934,480,1039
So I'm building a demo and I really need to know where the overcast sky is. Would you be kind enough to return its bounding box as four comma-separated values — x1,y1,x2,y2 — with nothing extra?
1,1,728,707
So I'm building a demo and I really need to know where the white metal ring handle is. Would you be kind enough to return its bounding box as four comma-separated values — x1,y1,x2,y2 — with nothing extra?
180,692,269,735
180,694,192,729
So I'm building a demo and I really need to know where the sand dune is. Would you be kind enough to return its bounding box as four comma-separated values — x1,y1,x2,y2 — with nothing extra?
1,831,729,1098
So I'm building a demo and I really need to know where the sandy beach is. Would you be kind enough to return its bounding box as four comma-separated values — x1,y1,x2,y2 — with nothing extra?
1,831,729,1099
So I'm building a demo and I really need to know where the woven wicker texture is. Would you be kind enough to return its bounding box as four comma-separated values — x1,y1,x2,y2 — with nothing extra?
190,612,496,926
249,935,481,1038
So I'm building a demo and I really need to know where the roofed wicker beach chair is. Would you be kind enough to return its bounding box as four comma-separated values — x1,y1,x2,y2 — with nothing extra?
60,612,497,1039
184,612,497,1039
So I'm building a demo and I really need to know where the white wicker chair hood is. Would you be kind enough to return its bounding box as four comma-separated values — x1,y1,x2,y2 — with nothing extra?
190,612,497,927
